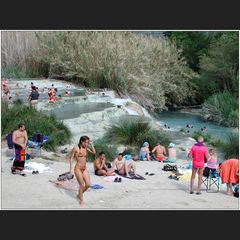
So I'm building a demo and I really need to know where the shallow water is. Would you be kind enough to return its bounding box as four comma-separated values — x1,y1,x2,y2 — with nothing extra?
42,102,115,120
157,111,237,141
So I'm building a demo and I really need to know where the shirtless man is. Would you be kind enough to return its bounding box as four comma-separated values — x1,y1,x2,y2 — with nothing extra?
12,123,28,175
152,141,166,162
69,136,96,205
94,151,115,176
112,153,137,177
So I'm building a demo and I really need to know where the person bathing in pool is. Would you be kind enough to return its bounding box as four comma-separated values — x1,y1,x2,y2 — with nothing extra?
69,136,96,206
112,153,137,177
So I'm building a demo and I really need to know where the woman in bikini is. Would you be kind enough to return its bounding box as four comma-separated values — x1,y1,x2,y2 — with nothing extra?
69,136,96,205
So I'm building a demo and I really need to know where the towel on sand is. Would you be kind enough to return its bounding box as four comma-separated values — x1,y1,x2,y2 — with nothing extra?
104,172,145,182
50,178,104,192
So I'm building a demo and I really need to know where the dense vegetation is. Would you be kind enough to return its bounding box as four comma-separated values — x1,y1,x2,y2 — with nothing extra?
1,31,239,126
1,100,71,151
202,92,239,127
221,133,239,159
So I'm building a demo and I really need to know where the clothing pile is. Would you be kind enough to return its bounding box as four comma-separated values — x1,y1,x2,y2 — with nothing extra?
57,171,74,181
162,164,178,172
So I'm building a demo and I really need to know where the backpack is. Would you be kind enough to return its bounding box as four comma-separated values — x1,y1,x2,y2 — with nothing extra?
203,167,210,177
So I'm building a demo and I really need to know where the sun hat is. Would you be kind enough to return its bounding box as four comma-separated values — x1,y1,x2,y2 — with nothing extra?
143,142,149,147
169,142,175,148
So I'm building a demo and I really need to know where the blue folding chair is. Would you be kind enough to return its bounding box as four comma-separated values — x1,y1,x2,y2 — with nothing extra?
202,167,220,192
28,133,49,156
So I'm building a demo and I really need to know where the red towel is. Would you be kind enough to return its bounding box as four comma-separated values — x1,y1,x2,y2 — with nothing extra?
220,159,239,184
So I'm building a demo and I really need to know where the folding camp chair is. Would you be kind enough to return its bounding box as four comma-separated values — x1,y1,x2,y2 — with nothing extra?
27,133,49,157
202,168,220,192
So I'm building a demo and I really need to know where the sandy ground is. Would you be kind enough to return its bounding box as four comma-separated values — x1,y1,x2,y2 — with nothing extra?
1,145,239,210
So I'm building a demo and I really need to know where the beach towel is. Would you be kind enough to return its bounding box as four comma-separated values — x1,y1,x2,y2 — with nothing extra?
50,178,104,192
24,162,52,173
220,159,239,184
114,170,146,180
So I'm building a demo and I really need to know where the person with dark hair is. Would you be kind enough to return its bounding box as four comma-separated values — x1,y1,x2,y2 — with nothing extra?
94,152,115,176
188,136,209,195
69,136,96,206
28,86,40,109
112,153,137,178
11,124,28,176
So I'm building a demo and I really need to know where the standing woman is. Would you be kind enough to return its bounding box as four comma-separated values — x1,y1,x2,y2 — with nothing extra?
69,136,96,206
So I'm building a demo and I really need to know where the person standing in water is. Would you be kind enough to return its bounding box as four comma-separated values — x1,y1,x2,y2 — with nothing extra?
69,136,96,206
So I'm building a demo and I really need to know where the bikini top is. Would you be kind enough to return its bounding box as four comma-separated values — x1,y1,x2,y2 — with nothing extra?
76,146,87,158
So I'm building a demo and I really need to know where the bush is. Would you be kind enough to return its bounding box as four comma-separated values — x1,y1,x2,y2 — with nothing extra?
202,92,239,127
1,101,71,151
192,130,223,147
104,117,170,150
87,138,118,162
221,133,239,159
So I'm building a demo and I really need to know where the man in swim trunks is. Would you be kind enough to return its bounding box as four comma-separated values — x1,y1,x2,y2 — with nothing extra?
152,141,166,162
69,136,96,206
12,123,28,176
112,153,137,177
94,151,115,176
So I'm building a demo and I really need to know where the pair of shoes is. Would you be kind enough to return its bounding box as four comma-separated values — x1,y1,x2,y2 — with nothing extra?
32,170,39,175
145,172,155,176
114,177,122,182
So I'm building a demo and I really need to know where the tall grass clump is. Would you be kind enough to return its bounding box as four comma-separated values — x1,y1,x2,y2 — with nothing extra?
221,133,239,159
202,92,239,127
1,31,49,78
2,31,196,112
1,101,71,151
104,117,170,150
87,138,118,162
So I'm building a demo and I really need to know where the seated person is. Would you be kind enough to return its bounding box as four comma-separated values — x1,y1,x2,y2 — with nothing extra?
139,142,150,161
167,142,177,163
94,152,115,176
112,153,137,177
152,141,166,162
206,149,218,173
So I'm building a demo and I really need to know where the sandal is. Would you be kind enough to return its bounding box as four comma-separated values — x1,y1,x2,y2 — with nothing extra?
118,178,122,183
114,177,118,182
190,191,194,194
196,192,202,195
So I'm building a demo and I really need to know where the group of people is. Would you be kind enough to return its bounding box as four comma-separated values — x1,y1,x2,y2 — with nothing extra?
8,122,239,207
188,136,239,196
69,135,138,205
138,141,177,163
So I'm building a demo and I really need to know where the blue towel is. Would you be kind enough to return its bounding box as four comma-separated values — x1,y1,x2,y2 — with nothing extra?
90,184,104,189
